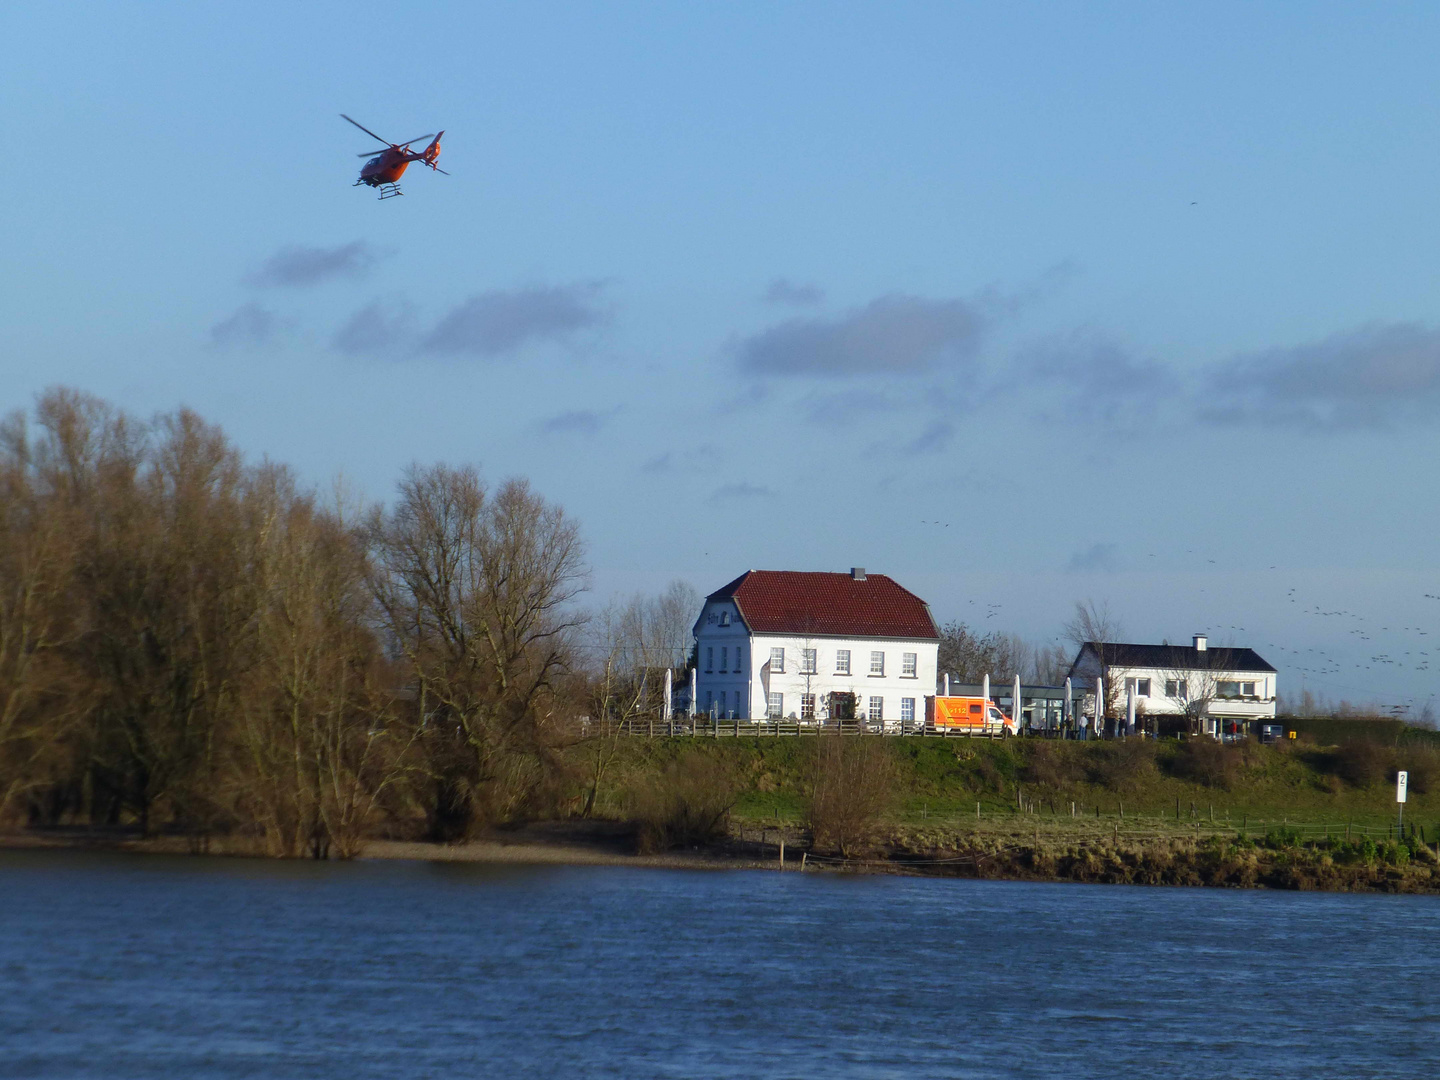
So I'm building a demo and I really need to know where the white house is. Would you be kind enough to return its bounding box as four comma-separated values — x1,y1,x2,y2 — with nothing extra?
692,568,940,726
1066,634,1278,735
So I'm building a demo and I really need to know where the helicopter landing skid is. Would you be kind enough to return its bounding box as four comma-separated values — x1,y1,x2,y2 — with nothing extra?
376,183,403,200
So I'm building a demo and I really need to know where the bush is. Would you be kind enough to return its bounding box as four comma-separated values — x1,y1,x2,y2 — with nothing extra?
629,751,737,853
1168,739,1240,789
1397,745,1439,795
1022,742,1082,788
1379,840,1410,868
1264,826,1302,850
1333,740,1392,788
807,735,897,858
1084,740,1156,790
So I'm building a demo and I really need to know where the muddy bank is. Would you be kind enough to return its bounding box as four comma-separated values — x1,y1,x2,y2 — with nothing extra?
841,831,1440,893
8,823,1440,893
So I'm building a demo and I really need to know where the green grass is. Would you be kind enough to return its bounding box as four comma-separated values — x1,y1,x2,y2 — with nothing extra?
582,733,1439,840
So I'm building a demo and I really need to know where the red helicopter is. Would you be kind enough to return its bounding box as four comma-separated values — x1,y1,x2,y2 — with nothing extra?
342,114,448,199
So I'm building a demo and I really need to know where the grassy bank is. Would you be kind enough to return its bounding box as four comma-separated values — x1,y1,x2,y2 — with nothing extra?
589,732,1439,835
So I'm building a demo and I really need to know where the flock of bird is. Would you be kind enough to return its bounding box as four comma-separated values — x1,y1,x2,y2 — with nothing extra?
958,553,1438,717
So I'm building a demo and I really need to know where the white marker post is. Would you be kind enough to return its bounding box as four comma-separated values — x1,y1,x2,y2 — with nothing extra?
1397,769,1408,836
663,668,673,722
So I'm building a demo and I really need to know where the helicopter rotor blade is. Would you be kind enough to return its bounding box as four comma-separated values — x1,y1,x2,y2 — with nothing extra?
395,134,436,148
356,149,390,157
430,166,451,175
339,114,390,145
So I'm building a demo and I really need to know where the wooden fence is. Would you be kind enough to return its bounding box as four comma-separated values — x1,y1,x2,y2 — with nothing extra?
564,717,990,739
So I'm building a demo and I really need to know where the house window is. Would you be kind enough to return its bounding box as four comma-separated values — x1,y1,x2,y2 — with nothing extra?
705,690,713,713
1166,679,1188,700
767,692,783,719
801,693,816,719
836,649,851,675
770,647,785,673
720,646,727,673
1218,681,1241,698
901,697,915,723
869,696,883,720
705,647,713,673
733,650,742,675
1136,678,1150,697
1241,681,1256,697
801,649,817,675
870,651,885,676
902,652,917,677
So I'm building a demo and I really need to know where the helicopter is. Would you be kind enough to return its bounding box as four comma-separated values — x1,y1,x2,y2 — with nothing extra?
342,114,448,199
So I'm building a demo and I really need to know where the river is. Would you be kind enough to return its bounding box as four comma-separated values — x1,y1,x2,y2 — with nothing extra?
1,850,1436,1078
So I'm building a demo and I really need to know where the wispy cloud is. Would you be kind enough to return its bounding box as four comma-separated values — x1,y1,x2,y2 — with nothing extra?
332,300,416,355
1021,330,1179,410
762,278,825,306
898,418,956,456
247,241,378,287
735,294,987,378
709,483,773,503
642,444,717,475
537,409,610,436
800,387,902,425
422,282,610,358
1200,322,1440,430
210,303,287,347
1066,542,1121,573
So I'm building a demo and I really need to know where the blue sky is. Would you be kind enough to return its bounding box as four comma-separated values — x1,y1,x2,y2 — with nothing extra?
5,2,1440,710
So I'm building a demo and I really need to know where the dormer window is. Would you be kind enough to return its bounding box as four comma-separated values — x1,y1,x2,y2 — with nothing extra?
720,611,731,626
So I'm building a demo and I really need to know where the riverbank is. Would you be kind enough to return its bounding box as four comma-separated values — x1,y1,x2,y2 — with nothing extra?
8,818,1440,892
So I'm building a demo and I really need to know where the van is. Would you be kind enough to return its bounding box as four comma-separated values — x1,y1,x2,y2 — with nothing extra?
925,696,1018,737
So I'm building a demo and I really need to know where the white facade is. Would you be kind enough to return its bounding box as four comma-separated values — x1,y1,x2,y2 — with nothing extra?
1069,636,1278,728
693,596,938,722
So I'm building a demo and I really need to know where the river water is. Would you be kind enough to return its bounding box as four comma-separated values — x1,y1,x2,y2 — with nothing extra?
1,851,1437,1079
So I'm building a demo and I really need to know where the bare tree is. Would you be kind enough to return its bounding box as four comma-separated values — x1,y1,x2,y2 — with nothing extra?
233,470,413,857
368,465,587,839
1062,599,1125,719
576,581,699,815
807,734,896,857
0,407,87,820
1157,644,1237,736
1031,641,1072,685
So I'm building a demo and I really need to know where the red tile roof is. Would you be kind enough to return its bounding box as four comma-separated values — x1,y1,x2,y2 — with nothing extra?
707,570,939,640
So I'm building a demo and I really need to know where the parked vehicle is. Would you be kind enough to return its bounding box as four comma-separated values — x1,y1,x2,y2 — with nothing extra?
925,695,1018,737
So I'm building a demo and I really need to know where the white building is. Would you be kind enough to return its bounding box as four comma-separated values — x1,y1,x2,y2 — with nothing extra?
692,568,939,725
1066,634,1278,734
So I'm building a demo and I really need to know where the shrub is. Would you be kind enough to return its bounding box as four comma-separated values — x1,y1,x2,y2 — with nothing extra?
1333,740,1392,788
1264,826,1303,850
1397,745,1439,795
1022,742,1082,788
807,735,897,858
629,751,737,853
1168,739,1240,789
1379,841,1410,868
1084,739,1156,790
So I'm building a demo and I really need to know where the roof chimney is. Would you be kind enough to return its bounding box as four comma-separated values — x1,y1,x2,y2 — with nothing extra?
851,567,866,581
1194,633,1207,652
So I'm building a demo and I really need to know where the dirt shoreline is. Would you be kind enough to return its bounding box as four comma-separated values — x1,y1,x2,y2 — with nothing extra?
6,824,1440,893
